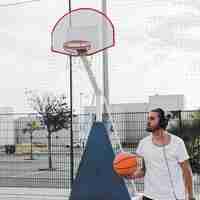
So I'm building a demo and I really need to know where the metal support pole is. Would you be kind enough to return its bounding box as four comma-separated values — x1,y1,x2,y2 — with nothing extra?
102,0,109,119
68,0,74,189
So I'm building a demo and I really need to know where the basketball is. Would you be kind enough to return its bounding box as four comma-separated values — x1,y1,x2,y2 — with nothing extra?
113,152,138,176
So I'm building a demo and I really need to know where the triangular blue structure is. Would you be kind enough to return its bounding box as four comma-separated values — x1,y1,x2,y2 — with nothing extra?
69,122,131,200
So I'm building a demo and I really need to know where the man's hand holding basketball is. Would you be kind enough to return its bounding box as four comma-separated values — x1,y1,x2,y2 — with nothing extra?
125,156,145,179
125,168,145,179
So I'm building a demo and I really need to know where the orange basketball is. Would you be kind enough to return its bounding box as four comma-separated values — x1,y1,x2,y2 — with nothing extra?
113,152,138,176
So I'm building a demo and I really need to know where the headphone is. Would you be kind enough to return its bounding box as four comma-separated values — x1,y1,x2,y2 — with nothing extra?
151,108,169,129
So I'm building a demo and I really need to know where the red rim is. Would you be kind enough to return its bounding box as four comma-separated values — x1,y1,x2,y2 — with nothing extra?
63,40,91,55
63,40,91,50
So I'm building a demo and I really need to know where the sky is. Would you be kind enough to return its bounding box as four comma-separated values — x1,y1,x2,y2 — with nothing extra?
0,0,200,113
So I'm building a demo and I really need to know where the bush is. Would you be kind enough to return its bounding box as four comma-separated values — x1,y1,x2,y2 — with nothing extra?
168,119,200,173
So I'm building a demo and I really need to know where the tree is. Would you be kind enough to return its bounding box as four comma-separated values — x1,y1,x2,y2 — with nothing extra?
168,110,200,173
26,90,72,170
23,120,41,160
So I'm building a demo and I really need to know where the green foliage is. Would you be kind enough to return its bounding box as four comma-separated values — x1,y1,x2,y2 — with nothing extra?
168,111,200,173
23,120,41,133
22,120,42,160
192,110,200,120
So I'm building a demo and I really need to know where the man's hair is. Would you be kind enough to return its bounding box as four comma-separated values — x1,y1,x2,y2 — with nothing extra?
150,108,169,129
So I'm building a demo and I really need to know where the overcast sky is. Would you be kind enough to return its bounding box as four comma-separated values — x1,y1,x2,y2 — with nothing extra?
0,0,200,113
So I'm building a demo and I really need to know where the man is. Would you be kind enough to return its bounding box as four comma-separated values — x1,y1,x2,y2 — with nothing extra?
131,108,194,200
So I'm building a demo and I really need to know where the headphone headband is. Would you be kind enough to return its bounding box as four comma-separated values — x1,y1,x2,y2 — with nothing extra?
150,108,168,129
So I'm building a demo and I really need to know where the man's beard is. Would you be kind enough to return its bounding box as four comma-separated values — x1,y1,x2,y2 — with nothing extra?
146,126,153,132
146,124,160,132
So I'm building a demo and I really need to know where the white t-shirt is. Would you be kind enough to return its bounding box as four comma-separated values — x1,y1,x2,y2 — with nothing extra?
136,134,189,200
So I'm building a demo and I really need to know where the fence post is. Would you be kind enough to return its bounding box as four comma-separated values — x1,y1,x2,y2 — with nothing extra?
178,110,182,137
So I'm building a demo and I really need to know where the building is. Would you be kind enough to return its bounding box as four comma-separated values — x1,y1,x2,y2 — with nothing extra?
148,94,185,111
84,94,185,114
14,114,82,147
83,94,185,143
0,107,15,153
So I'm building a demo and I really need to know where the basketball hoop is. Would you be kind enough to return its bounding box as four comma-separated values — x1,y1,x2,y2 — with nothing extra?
51,8,142,200
63,40,91,56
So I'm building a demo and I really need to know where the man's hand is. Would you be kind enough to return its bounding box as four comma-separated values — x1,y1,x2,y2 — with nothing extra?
124,168,145,179
124,155,145,179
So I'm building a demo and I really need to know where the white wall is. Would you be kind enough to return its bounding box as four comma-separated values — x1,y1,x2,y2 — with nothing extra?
148,94,185,111
0,107,15,146
84,103,148,114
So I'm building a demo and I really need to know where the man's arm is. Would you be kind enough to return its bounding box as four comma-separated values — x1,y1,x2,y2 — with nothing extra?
179,160,194,200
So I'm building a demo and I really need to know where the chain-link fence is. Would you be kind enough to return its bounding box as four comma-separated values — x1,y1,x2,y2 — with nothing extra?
110,110,200,198
0,111,199,198
0,113,93,189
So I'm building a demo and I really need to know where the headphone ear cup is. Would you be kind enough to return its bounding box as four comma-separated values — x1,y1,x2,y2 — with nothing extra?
159,118,162,128
158,116,164,128
160,118,168,129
